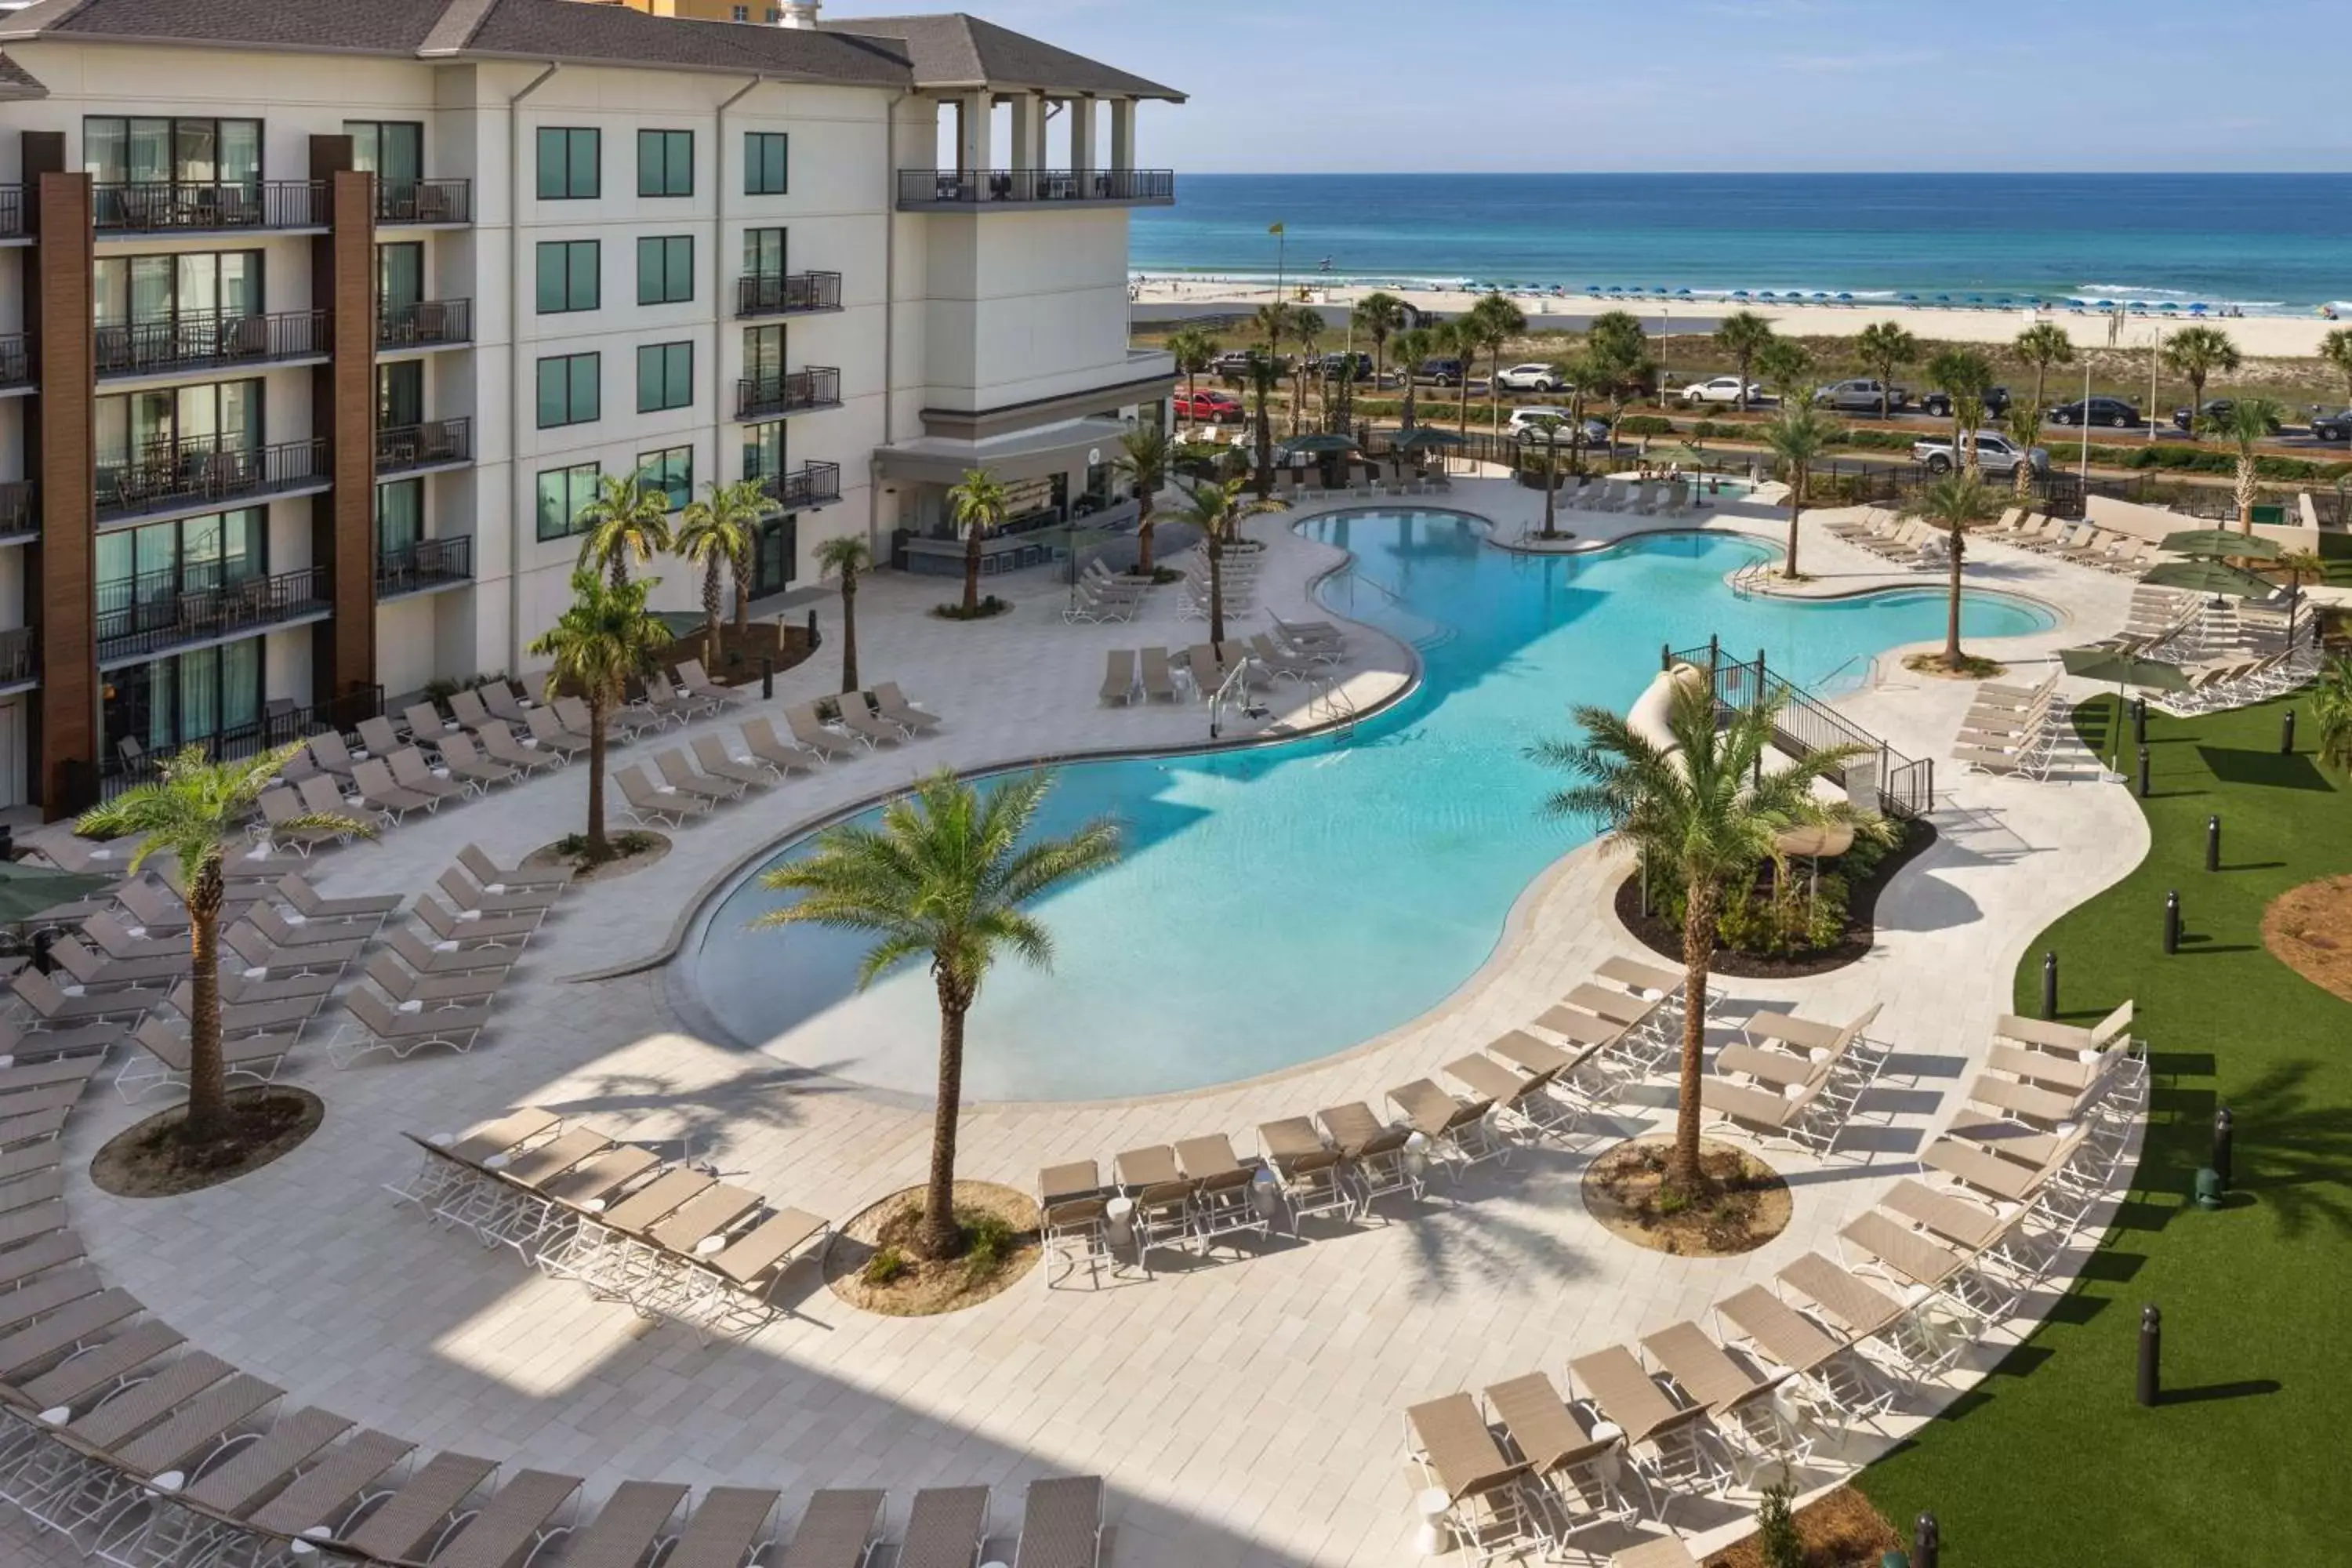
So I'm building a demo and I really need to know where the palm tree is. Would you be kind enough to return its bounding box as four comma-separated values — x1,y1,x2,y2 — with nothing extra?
1925,348,1994,471
2162,325,2241,424
2310,656,2352,774
2323,328,2352,410
1243,350,1282,498
2013,321,2075,416
1762,403,1840,579
1356,291,1406,390
1753,339,1816,408
1390,325,1436,432
79,747,369,1143
2278,546,2325,648
1467,291,1528,434
813,535,872,694
575,471,673,590
1853,321,1918,419
1112,425,1171,575
757,770,1120,1259
1712,310,1776,414
1432,318,1479,435
2202,396,2288,531
1534,682,1876,1195
1523,413,1569,538
674,481,769,664
1176,477,1282,644
1584,315,1657,452
1253,299,1294,358
1557,350,1599,476
1167,328,1219,423
1901,472,2005,670
2002,401,2047,503
945,467,1011,615
530,571,671,862
1288,307,1326,436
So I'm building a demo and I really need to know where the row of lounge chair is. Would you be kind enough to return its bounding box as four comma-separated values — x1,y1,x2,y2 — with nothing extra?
391,1105,830,1348
1098,624,1347,706
1984,511,2165,575
614,691,942,829
1580,477,1694,517
2154,647,2319,717
1062,559,1153,624
1174,545,1261,623
1953,672,2063,780
1823,511,1949,571
1405,999,2145,1566
1699,1002,1891,1154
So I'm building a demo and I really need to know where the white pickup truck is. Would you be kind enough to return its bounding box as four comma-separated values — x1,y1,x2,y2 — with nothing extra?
1911,430,2048,477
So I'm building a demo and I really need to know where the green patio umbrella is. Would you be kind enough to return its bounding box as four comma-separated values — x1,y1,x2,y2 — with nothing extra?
2159,528,2280,561
0,862,116,927
1277,433,1359,457
1392,427,1466,450
2061,644,2190,774
2140,559,2281,602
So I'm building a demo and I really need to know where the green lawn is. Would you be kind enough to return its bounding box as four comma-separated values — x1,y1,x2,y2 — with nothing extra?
1857,691,2352,1563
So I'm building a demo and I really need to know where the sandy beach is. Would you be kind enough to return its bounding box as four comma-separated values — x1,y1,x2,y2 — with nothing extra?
1132,274,2344,358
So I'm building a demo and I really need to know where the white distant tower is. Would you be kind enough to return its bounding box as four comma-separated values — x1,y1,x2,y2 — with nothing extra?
777,0,819,25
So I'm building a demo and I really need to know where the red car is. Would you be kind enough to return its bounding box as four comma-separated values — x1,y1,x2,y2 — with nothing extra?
1174,388,1243,423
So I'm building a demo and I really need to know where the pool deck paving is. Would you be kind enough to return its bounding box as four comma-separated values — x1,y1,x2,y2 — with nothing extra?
20,479,2165,1566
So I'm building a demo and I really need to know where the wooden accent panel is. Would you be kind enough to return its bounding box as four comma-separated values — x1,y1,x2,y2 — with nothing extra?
31,167,95,819
316,162,377,705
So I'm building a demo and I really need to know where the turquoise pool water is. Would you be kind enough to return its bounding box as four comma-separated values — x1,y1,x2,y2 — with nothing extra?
687,516,2055,1102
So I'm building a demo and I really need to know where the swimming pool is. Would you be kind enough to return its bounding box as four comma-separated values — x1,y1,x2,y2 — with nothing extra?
684,515,2056,1102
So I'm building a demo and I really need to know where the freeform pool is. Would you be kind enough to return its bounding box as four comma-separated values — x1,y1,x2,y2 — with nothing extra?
684,515,2055,1102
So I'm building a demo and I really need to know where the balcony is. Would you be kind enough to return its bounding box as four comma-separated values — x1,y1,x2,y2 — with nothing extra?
757,459,842,513
93,180,328,236
736,271,843,320
375,179,471,227
96,310,328,382
96,563,333,666
0,187,21,240
377,299,474,353
896,167,1176,211
97,436,332,525
0,333,27,392
100,685,383,799
735,368,841,421
0,480,35,546
375,417,472,477
0,626,32,695
375,535,474,601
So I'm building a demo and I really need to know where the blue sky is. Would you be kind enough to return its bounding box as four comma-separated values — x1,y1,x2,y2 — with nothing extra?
826,0,2350,172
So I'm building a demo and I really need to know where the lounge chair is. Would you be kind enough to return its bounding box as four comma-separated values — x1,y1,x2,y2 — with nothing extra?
1256,1117,1355,1232
774,1488,885,1568
869,682,942,735
557,692,659,742
615,764,711,829
895,1487,989,1568
784,703,864,761
675,659,750,710
114,876,191,935
357,715,406,758
219,954,340,1004
656,747,746,804
333,1451,501,1563
1139,647,1180,702
248,902,371,956
1316,1101,1421,1207
1403,1396,1537,1568
387,925,519,978
437,866,561,916
1388,1079,1508,1174
1011,1475,1102,1568
1099,649,1138,706
1567,1344,1735,1497
275,871,401,927
1268,609,1344,650
1701,1065,1841,1153
480,723,561,776
11,969,151,1029
742,717,822,775
1713,1284,1896,1427
306,731,360,779
691,733,775,791
832,699,906,750
363,950,505,1010
1639,1319,1809,1469
1777,1250,1966,1377
648,670,720,722
666,1487,782,1568
404,703,461,752
437,733,521,792
79,911,183,964
1481,1370,1639,1545
222,920,343,983
254,788,343,854
387,746,467,805
165,978,324,1039
558,1483,692,1568
416,894,542,949
524,706,592,762
446,688,499,731
119,1016,294,1102
50,933,182,991
480,681,535,727
329,985,491,1068
1443,1053,1585,1142
295,773,379,837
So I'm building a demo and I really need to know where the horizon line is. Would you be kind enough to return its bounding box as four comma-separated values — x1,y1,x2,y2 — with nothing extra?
1170,169,2345,179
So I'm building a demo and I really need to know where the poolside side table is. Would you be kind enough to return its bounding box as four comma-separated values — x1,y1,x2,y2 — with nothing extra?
1411,1487,1452,1555
1103,1197,1135,1250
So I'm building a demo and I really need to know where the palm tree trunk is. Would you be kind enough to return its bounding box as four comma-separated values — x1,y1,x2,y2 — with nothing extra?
2033,364,2049,416
1783,483,1802,579
609,555,629,593
2238,459,2256,533
182,869,227,1143
961,527,982,615
1136,494,1156,574
1945,533,1967,668
703,557,724,666
1208,537,1227,646
839,575,859,694
1490,348,1504,435
1543,433,1559,536
733,556,752,634
923,975,971,1259
586,702,611,859
1671,880,1719,1193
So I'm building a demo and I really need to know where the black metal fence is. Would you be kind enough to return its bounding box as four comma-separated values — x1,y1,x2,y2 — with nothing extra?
0,333,27,389
0,186,21,239
95,309,327,379
898,167,1175,207
0,627,33,686
1668,640,1936,820
0,481,33,539
100,685,384,800
737,368,840,419
96,435,331,522
736,271,842,318
761,460,842,511
375,535,474,598
96,563,333,663
92,180,326,233
377,299,473,350
375,179,470,226
375,418,472,474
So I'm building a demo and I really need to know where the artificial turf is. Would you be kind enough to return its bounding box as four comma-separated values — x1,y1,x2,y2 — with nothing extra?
1855,690,2352,1565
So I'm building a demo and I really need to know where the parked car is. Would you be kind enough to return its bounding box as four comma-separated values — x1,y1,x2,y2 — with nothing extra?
1507,408,1611,448
1912,430,2048,477
1919,385,2011,419
1681,376,1761,406
1415,358,1466,386
2312,408,2352,442
1813,378,1909,413
2172,398,2279,434
1496,362,1570,392
1208,349,1287,379
1174,388,1243,423
1314,351,1375,383
2049,397,2141,428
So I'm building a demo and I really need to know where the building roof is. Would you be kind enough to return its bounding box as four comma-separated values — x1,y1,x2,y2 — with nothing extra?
0,0,1178,98
0,51,47,98
826,12,1181,100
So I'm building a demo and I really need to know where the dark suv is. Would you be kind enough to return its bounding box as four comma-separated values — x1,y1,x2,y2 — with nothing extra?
1209,349,1287,379
1921,386,2011,419
2049,396,2141,428
2312,408,2352,443
1316,352,1375,383
2172,398,2280,434
1417,358,1466,386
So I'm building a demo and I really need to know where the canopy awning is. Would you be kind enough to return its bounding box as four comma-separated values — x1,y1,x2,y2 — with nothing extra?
873,417,1133,487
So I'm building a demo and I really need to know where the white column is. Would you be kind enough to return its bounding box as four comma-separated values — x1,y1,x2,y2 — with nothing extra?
1069,96,1097,175
1007,91,1045,172
957,90,993,174
1109,97,1137,172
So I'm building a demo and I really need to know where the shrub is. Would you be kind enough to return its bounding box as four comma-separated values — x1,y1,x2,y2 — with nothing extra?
1758,1481,1805,1568
1618,414,1676,437
861,1247,906,1287
931,596,1011,622
960,1208,1018,1285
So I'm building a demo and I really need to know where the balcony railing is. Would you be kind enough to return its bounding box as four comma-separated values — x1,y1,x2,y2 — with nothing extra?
0,481,33,539
898,168,1176,209
0,187,21,239
375,535,474,599
97,436,331,524
757,459,842,512
96,310,327,379
736,368,840,420
93,180,328,234
736,271,842,319
0,334,27,389
96,563,332,664
375,179,471,226
377,299,474,350
0,626,32,688
99,685,383,798
375,417,472,475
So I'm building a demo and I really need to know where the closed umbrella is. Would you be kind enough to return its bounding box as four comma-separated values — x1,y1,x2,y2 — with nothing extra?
2061,644,2190,772
2158,528,2280,562
0,862,116,927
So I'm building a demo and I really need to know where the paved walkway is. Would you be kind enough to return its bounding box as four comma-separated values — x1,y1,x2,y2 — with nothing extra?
26,482,2158,1566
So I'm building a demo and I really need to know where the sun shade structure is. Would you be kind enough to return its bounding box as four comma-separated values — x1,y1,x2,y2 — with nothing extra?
2062,644,2190,773
1277,434,1359,456
0,863,115,926
2140,561,2281,601
2158,528,2281,562
1393,427,1468,450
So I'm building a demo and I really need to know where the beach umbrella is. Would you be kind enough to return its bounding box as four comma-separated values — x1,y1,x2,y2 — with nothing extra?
1758,291,1777,300
1836,292,1853,303
1900,292,1920,303
2067,298,2088,308
2128,300,2148,310
1810,292,1828,300
2143,559,2280,601
1966,294,1984,304
2188,302,2209,314
1934,294,1952,303
2159,302,2180,313
0,862,115,927
2094,299,2115,309
2061,645,2190,772
2158,529,2281,562
1731,289,1751,299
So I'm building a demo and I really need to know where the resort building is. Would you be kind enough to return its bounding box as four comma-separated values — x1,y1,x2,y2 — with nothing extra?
0,0,1179,816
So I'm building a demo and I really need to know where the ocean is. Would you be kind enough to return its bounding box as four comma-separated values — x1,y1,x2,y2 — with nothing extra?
1130,173,2352,317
